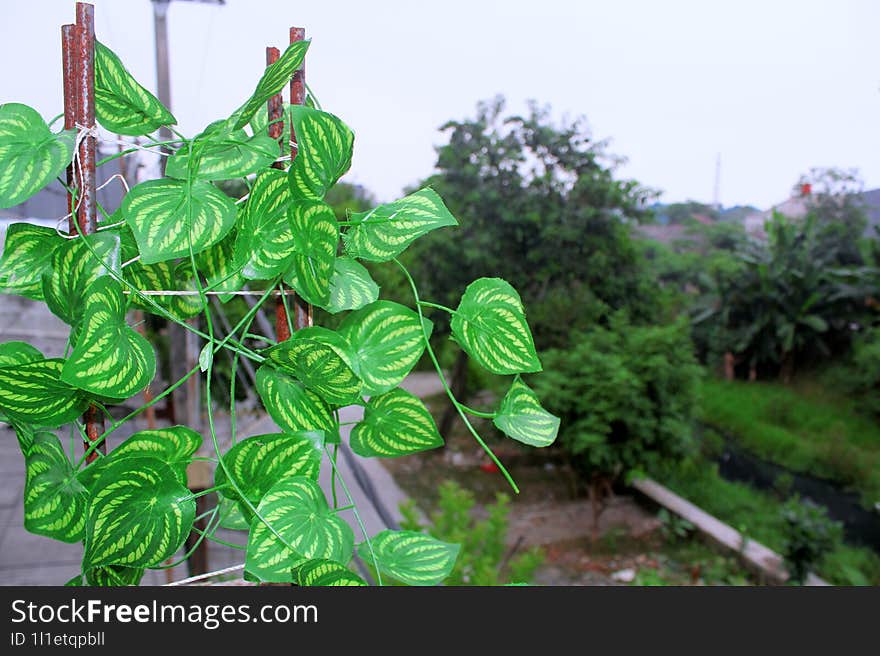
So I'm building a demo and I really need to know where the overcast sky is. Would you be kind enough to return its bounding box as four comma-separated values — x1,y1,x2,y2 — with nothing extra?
4,0,879,208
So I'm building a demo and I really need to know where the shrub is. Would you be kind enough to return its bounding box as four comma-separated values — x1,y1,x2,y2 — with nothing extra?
780,497,843,584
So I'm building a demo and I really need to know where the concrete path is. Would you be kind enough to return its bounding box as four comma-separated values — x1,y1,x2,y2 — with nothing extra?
0,291,445,584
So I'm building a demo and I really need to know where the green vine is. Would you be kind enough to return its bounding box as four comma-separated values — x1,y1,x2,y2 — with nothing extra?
0,16,560,587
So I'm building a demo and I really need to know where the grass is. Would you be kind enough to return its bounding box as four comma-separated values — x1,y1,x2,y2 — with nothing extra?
657,458,880,585
699,378,880,504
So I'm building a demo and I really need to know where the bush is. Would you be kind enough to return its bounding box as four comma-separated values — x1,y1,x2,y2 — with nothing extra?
399,481,544,586
534,313,702,481
842,327,880,418
780,497,843,584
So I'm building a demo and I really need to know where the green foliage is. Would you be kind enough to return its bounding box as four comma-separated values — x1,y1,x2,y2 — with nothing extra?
536,313,701,479
399,481,544,586
0,17,559,586
779,497,842,584
823,327,880,419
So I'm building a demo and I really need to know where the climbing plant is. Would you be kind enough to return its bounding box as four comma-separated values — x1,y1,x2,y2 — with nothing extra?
0,28,559,586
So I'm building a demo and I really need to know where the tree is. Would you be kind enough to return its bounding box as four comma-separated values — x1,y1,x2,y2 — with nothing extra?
403,97,662,435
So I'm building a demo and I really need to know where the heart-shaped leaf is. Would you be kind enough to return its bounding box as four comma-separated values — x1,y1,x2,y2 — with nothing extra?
61,277,156,400
339,301,431,396
217,496,250,531
125,259,176,315
295,559,367,587
233,39,310,130
196,231,245,302
42,232,122,329
0,341,43,367
0,223,61,300
287,105,354,200
283,199,338,305
265,334,361,406
95,41,175,136
255,365,339,443
83,456,195,569
122,178,236,264
245,476,354,583
343,188,457,262
235,169,295,280
23,431,88,543
351,388,443,458
0,358,87,427
0,103,76,208
493,378,559,447
451,278,541,375
215,432,322,521
358,530,459,586
85,565,145,587
79,425,202,490
165,122,279,181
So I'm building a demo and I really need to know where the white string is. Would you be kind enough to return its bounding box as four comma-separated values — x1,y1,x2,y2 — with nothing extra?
121,289,298,297
165,563,246,587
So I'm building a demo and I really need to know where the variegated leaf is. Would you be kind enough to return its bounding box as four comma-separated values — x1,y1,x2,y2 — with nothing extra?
95,41,175,136
217,496,250,531
196,231,245,302
255,365,339,443
0,341,43,367
283,200,338,305
338,301,432,396
125,259,176,314
351,388,443,458
451,278,541,375
215,432,322,522
235,169,295,280
265,333,361,406
0,103,76,208
23,431,88,543
83,456,195,569
233,39,310,130
358,530,459,586
493,377,560,447
122,178,236,264
165,121,279,181
60,277,156,400
343,188,457,262
79,425,202,490
41,232,122,329
85,565,144,587
285,255,379,315
0,223,61,300
245,476,354,583
295,558,367,586
167,263,207,319
249,100,291,146
287,105,354,201
0,359,87,427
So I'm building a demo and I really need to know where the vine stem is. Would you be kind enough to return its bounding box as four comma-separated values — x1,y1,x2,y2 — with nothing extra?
460,404,496,419
417,300,456,315
393,258,520,494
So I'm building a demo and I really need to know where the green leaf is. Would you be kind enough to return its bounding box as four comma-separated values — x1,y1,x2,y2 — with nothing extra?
265,334,361,406
85,565,144,587
122,178,237,264
217,496,250,531
199,343,212,372
493,378,559,447
283,200,338,305
451,278,541,375
126,259,176,314
799,314,829,332
196,231,245,302
0,223,61,300
343,188,458,262
23,431,88,543
234,169,295,280
249,100,291,146
358,530,459,586
41,232,122,328
95,41,175,136
0,359,87,427
350,388,443,458
0,341,43,367
167,263,207,319
165,123,279,181
83,456,195,569
255,365,339,443
233,39,310,130
338,301,432,396
295,559,367,586
287,105,354,200
215,432,322,522
0,103,76,208
79,425,202,490
325,257,380,313
61,278,156,400
245,476,354,583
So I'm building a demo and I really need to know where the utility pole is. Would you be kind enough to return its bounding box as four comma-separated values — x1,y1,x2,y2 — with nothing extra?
150,0,224,433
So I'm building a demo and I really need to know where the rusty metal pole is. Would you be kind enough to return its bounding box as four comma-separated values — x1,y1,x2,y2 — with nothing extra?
289,27,313,333
65,2,104,463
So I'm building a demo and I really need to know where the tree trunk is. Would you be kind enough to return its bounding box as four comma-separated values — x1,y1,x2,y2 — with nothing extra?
438,350,469,439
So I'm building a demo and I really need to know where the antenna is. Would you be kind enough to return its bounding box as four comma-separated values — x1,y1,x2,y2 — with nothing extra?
713,152,721,211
